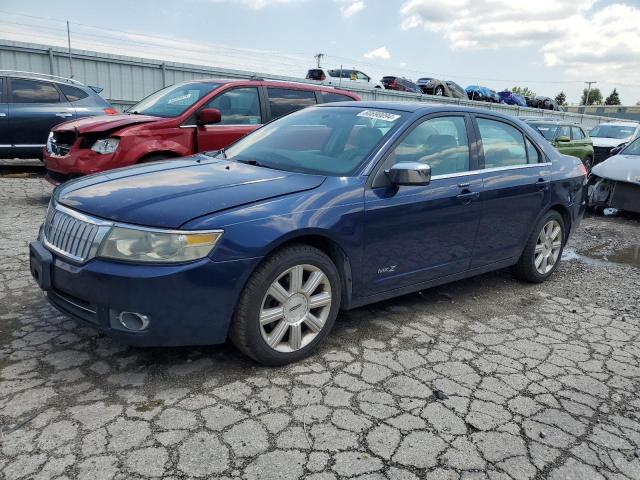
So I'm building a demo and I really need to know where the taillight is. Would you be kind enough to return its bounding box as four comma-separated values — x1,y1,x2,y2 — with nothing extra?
104,107,118,115
389,80,397,89
579,162,588,177
320,74,326,81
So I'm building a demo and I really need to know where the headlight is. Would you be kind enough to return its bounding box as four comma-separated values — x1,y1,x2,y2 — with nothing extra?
91,138,120,154
98,226,223,263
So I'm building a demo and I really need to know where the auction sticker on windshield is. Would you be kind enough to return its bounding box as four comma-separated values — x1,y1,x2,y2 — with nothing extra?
357,110,401,122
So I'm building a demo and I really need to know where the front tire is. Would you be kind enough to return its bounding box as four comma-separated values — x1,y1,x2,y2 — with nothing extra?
229,244,341,365
512,211,565,283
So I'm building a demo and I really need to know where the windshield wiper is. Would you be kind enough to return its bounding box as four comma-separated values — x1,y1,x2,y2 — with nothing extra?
237,159,277,170
203,148,227,159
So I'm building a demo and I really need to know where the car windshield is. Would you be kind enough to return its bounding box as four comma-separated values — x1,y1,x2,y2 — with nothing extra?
128,82,219,117
589,124,637,139
220,106,407,176
530,123,559,140
622,138,640,156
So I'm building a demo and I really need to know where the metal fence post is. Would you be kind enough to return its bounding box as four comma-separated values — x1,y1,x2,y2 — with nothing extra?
161,62,167,87
48,48,55,75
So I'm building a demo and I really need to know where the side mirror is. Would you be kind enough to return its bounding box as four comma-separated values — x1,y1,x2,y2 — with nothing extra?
556,135,570,143
609,143,626,156
386,162,431,186
196,108,222,126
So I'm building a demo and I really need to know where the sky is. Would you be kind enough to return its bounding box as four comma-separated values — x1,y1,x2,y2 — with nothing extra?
0,0,639,105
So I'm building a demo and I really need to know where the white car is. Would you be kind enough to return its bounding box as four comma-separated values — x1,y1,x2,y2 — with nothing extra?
588,136,640,214
305,68,384,90
589,121,640,165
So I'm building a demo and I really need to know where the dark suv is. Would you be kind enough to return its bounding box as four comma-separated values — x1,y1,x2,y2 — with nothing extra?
0,71,116,159
381,76,419,93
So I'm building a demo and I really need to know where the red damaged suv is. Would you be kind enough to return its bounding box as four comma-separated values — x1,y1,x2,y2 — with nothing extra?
43,79,359,183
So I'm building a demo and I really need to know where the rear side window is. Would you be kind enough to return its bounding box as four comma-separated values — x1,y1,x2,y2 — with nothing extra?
526,138,541,163
267,88,316,120
571,127,585,140
10,79,60,103
204,87,261,125
322,92,354,103
306,69,325,81
557,126,571,138
59,84,89,102
477,118,528,168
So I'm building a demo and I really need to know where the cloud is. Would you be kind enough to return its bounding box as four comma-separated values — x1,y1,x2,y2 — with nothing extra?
399,0,640,90
335,0,365,17
363,46,390,60
209,0,303,9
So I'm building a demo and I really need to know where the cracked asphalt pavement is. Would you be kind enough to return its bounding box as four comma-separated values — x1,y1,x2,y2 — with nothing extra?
1,177,639,480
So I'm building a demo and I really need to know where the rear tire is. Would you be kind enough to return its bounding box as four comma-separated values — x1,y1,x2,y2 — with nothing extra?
512,210,565,283
229,244,341,365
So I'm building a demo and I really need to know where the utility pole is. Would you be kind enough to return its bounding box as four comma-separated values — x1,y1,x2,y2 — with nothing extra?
584,81,597,105
66,20,74,78
314,53,325,68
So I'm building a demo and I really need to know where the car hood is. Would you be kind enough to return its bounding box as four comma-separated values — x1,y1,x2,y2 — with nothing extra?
52,114,160,134
591,154,640,184
55,156,326,228
591,137,631,148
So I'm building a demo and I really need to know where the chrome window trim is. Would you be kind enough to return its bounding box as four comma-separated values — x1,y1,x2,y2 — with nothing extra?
430,162,552,181
180,124,263,128
14,144,46,147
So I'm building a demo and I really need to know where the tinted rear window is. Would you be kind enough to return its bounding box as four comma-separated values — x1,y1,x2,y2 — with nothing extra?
267,88,317,120
10,79,61,103
306,69,325,81
59,84,89,102
322,92,355,103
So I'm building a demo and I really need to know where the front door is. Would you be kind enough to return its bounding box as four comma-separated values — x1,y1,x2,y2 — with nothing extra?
362,115,481,296
8,78,75,156
195,87,263,152
471,116,551,267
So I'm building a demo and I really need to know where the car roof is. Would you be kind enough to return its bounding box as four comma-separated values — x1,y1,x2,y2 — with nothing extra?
0,70,87,87
176,78,358,94
526,119,579,126
314,101,526,119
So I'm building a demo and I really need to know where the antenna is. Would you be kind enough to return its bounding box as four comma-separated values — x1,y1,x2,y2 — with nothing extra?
66,20,74,78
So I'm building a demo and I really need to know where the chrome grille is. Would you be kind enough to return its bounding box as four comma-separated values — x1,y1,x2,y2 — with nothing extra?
42,205,105,262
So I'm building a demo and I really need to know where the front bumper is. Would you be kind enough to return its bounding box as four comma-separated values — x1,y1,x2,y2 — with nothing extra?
29,240,261,346
43,147,121,183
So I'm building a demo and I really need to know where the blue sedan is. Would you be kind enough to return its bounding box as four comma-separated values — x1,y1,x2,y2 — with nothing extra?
29,102,587,364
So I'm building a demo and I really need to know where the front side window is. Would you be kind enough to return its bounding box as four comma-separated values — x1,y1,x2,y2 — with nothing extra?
205,87,261,125
388,116,470,176
572,127,585,140
221,106,406,176
355,71,369,81
10,79,60,103
622,137,640,156
267,88,316,120
128,82,219,118
478,118,528,168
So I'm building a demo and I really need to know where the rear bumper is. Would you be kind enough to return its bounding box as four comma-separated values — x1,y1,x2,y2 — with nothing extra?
30,240,261,346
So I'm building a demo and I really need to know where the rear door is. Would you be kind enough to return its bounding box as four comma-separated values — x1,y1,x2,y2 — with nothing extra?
8,78,75,153
571,126,590,160
195,86,263,152
471,115,551,267
266,87,317,121
0,78,9,157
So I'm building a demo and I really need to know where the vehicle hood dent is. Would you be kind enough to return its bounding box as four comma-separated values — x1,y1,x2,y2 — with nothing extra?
591,154,640,184
51,114,160,135
55,157,327,228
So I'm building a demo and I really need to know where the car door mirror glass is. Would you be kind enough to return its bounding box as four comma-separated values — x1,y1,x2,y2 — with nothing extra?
386,162,431,186
556,135,570,142
197,108,222,125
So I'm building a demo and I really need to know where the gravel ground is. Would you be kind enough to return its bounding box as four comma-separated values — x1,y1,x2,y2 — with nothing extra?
1,177,639,480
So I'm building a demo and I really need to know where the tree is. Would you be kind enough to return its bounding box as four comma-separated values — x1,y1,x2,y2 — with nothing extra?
512,86,535,97
604,88,621,105
555,91,567,106
581,87,603,105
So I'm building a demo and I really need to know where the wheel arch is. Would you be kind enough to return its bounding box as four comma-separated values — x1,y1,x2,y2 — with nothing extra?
258,232,354,309
547,203,572,241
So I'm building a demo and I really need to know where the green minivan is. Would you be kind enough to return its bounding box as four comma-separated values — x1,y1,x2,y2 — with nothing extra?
526,120,595,169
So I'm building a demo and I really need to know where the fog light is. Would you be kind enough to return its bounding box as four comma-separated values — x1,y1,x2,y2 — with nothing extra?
117,312,150,331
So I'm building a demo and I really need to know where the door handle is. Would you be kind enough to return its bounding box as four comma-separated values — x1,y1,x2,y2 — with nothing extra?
536,178,550,190
55,113,73,118
456,191,479,204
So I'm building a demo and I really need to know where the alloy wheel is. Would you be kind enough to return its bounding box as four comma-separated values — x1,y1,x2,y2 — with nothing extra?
534,220,563,274
259,264,332,352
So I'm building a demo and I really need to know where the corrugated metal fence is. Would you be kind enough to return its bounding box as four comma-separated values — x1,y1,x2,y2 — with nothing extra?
0,39,628,129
